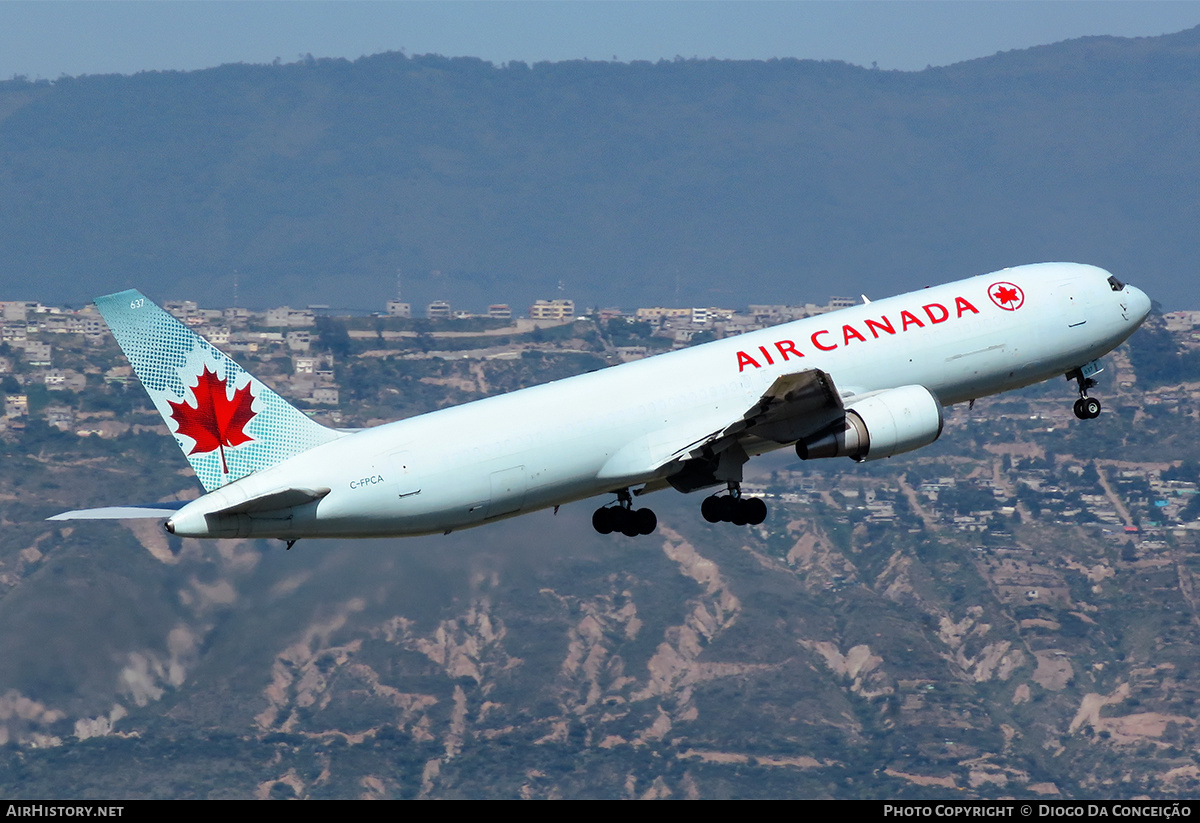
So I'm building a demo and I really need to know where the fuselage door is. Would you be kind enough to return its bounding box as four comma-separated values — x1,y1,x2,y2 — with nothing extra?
487,466,527,519
1054,280,1090,329
390,451,421,498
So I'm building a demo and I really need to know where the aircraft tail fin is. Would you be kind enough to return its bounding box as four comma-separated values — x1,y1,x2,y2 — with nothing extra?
95,290,341,492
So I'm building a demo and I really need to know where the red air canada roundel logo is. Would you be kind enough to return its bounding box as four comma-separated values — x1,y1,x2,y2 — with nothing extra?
168,366,256,474
988,282,1025,311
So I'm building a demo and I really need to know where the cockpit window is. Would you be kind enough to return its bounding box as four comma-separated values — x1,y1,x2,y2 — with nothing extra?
1107,275,1125,292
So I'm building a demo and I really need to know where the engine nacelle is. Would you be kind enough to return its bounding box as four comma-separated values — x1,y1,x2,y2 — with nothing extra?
795,384,943,462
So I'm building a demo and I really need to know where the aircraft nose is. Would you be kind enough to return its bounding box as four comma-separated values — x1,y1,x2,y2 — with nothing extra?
1126,285,1152,323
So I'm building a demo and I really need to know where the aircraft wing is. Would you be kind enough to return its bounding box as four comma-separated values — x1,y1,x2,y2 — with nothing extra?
664,368,845,466
692,368,844,458
606,368,847,491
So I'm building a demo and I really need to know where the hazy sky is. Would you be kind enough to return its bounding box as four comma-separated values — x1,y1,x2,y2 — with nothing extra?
3,1,1200,80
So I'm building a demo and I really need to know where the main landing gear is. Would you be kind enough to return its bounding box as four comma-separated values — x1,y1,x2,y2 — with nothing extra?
701,482,767,526
593,489,657,536
1068,366,1102,420
592,481,769,536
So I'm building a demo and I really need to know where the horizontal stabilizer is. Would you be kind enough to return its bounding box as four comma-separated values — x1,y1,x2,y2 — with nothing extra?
211,487,331,516
48,502,188,521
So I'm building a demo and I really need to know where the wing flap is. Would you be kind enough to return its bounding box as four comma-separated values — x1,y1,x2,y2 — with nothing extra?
721,369,843,443
680,368,844,462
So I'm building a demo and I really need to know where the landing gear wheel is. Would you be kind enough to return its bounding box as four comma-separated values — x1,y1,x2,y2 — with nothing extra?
592,507,615,534
715,496,735,522
1073,397,1102,420
700,494,768,526
1069,365,1103,421
594,496,657,537
633,508,657,535
744,497,768,525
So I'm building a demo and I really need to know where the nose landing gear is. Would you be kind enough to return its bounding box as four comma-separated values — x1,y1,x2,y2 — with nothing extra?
1067,365,1102,420
1073,396,1102,420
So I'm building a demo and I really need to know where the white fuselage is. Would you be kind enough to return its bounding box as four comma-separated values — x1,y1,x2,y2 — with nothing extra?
166,263,1150,539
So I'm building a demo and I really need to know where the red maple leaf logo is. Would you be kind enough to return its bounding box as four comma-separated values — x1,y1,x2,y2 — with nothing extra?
988,282,1025,311
168,366,256,474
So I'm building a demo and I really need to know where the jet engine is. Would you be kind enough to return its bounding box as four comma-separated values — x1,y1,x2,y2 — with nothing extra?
795,385,943,462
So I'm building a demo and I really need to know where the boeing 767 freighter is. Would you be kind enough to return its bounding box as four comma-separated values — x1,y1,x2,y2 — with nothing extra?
51,263,1151,543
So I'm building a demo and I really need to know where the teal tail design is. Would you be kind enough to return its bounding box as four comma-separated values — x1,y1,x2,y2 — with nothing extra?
95,290,340,491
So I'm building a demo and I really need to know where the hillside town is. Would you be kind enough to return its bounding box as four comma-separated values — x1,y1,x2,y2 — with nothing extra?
2,292,1198,545
0,291,889,427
